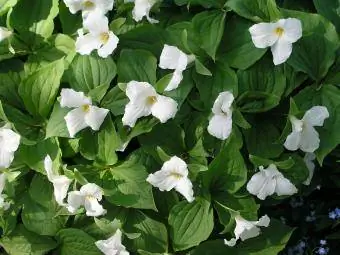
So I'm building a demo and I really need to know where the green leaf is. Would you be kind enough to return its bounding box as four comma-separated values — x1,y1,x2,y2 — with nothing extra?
65,54,117,93
57,228,101,255
10,0,59,47
117,49,157,84
101,85,128,116
18,59,64,118
59,1,82,35
174,0,226,8
226,0,281,22
313,0,340,33
219,16,267,70
45,102,70,138
192,10,226,60
0,224,57,255
195,58,212,76
168,198,214,251
0,70,23,109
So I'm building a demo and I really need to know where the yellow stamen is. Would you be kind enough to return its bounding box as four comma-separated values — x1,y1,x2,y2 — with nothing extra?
275,27,284,37
83,1,95,9
100,32,110,44
170,172,183,179
146,96,157,105
82,104,90,113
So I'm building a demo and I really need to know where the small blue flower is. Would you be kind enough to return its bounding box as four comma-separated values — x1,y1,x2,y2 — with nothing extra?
335,207,340,216
319,240,327,246
317,247,329,255
329,211,337,220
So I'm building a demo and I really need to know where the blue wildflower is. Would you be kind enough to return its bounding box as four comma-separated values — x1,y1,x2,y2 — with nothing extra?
319,240,327,246
317,247,329,255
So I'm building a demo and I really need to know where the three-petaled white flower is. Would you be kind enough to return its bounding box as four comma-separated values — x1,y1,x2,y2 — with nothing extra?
146,156,194,203
0,173,10,210
60,88,109,138
128,0,159,24
224,214,270,246
284,106,329,153
63,0,114,16
303,153,316,186
207,91,234,140
95,229,129,255
67,183,107,217
0,27,12,43
44,155,72,206
246,164,298,200
122,81,178,127
159,45,194,91
249,18,302,65
76,11,119,58
0,125,20,169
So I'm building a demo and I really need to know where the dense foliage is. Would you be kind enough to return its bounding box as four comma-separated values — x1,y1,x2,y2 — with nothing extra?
0,0,339,254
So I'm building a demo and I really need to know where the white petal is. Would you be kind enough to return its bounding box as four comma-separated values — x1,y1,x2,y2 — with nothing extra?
284,131,301,151
0,149,14,169
97,32,119,58
224,238,237,247
159,45,188,71
94,0,114,13
60,88,92,108
175,177,194,203
84,196,106,216
83,11,109,34
95,229,129,255
249,22,278,48
44,155,55,181
207,114,232,140
271,39,293,65
52,176,72,206
63,0,83,14
84,105,109,131
0,128,20,153
75,31,102,55
146,171,178,191
256,215,270,227
66,191,84,213
125,81,156,102
303,153,315,185
255,176,276,200
299,126,320,153
212,91,234,115
0,195,10,210
64,108,88,138
162,156,188,176
275,176,297,196
0,27,12,42
164,70,183,91
132,0,157,23
239,225,261,241
302,106,329,127
0,173,6,194
281,18,302,43
122,102,151,128
80,183,103,200
234,216,259,242
246,171,268,198
151,95,178,123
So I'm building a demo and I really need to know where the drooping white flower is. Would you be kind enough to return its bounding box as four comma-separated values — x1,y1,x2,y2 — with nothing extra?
76,11,119,58
303,153,316,186
130,0,159,24
207,91,234,140
146,156,194,203
0,173,10,210
224,214,270,246
122,81,178,127
246,164,298,200
67,183,106,217
284,106,329,153
158,45,194,91
60,88,109,138
95,229,129,255
63,0,114,16
44,155,72,206
0,27,12,42
249,18,302,65
0,125,20,169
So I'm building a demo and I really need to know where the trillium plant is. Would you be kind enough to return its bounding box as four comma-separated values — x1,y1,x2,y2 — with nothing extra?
0,0,339,255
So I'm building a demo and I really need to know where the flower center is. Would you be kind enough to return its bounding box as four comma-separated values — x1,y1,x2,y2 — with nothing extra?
82,104,90,113
170,172,183,180
146,96,157,105
100,32,110,44
83,1,95,9
275,27,284,37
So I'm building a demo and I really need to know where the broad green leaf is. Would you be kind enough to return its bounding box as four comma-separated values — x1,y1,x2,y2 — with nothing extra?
59,1,82,35
0,224,57,255
101,85,128,116
313,0,340,33
18,59,64,119
0,0,17,16
10,0,59,47
279,154,309,184
174,0,226,8
168,198,214,251
0,71,23,109
45,102,70,138
192,10,226,60
65,54,117,93
226,0,281,22
57,228,101,255
219,16,266,70
117,49,157,84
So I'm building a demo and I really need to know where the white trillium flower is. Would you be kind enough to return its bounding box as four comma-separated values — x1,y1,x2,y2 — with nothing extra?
76,12,119,58
0,173,10,210
303,153,316,186
122,81,178,127
63,0,114,16
95,229,129,255
284,106,329,153
130,0,159,24
249,18,302,65
146,156,194,203
246,164,298,200
0,125,20,169
0,27,12,42
60,88,109,138
44,155,72,206
224,214,270,247
159,45,194,91
207,91,234,140
67,183,107,217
